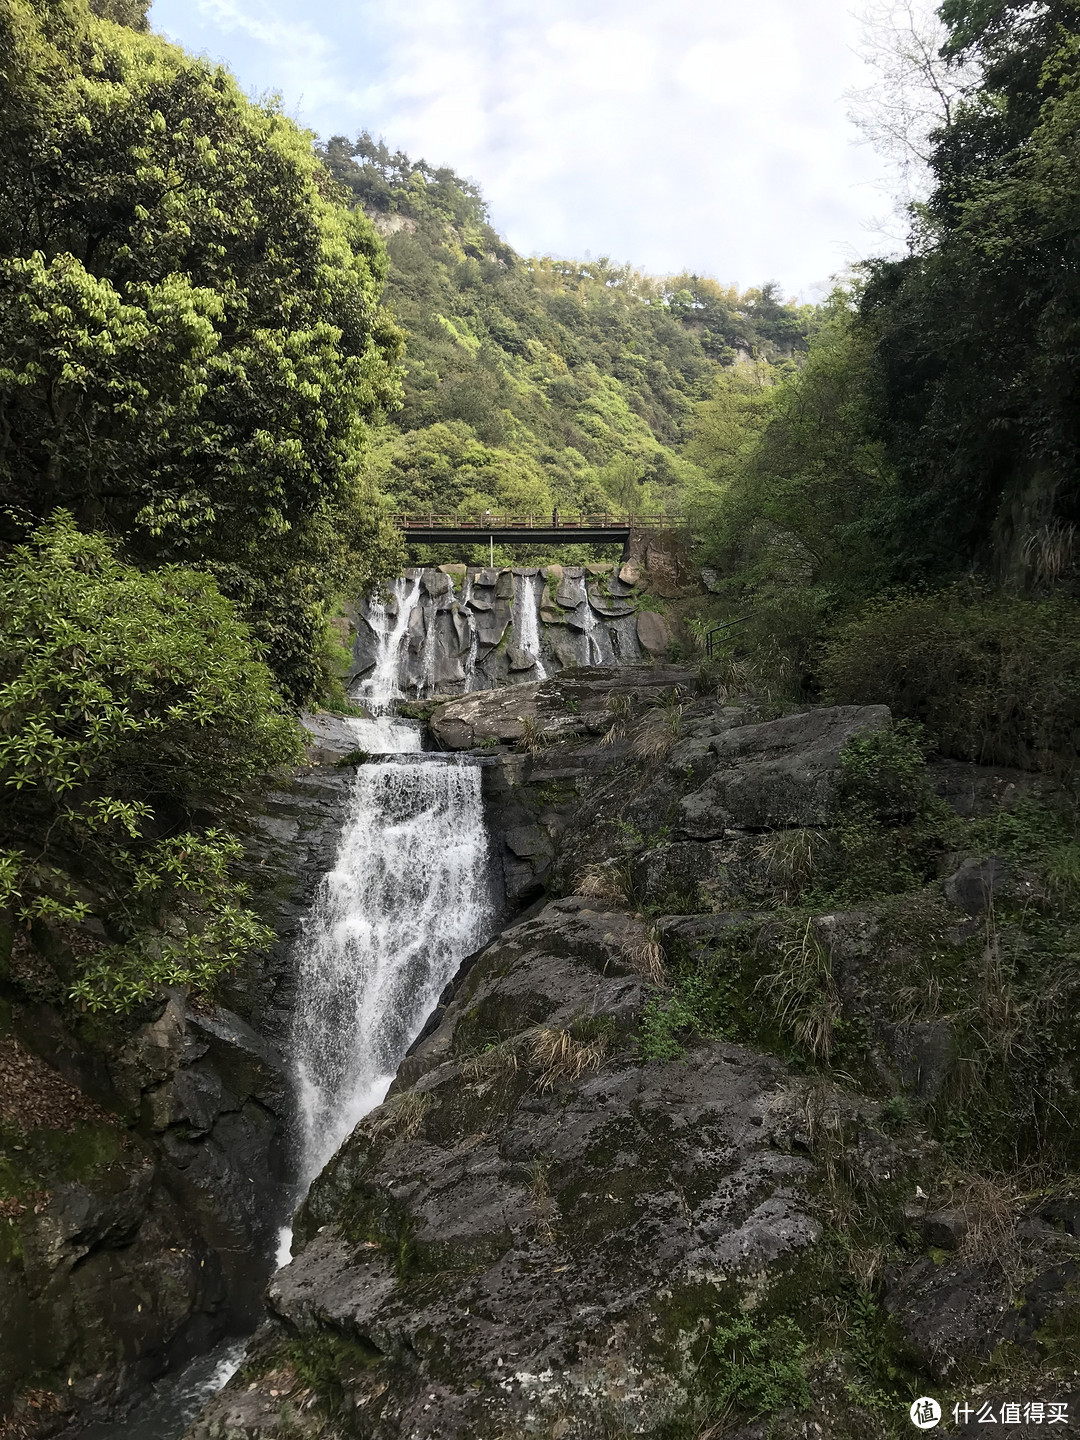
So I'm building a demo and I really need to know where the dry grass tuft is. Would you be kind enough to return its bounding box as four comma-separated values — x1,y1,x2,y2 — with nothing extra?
367,1089,429,1141
761,919,841,1061
941,1172,1026,1283
529,1026,608,1091
517,715,556,755
574,861,632,905
755,828,829,903
622,927,666,984
630,693,684,761
1024,519,1077,587
600,691,634,747
526,1157,558,1245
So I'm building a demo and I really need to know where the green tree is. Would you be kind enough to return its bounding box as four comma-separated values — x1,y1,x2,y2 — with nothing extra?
0,514,304,1010
0,0,404,703
859,0,1080,590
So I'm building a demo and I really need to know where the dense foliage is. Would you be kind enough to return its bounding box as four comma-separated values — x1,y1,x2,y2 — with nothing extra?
0,0,404,704
861,0,1080,585
692,0,1080,763
0,515,303,1010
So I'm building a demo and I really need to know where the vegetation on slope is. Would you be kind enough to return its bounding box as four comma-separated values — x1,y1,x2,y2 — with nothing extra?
320,133,812,559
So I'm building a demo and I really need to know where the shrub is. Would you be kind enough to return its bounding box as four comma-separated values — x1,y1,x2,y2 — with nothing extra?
0,514,304,1009
820,589,1080,776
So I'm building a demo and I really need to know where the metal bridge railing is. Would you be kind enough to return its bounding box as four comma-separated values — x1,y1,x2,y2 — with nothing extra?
391,512,685,531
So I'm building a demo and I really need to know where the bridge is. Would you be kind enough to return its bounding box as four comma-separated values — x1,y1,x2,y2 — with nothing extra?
392,511,683,557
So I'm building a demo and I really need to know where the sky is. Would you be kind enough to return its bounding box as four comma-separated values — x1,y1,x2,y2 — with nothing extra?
150,0,901,299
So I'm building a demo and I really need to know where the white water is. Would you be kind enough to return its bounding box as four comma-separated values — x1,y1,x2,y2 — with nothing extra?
513,573,548,679
80,1339,248,1440
354,576,423,713
288,729,494,1197
461,577,480,692
581,595,605,665
417,592,440,699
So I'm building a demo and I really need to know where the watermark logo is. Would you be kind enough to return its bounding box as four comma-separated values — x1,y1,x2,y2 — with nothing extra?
910,1397,942,1429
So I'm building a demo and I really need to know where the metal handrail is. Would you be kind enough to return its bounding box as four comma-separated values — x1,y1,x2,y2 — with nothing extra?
704,615,754,658
391,512,685,530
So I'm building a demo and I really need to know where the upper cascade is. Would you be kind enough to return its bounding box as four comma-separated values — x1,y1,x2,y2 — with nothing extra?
350,561,671,706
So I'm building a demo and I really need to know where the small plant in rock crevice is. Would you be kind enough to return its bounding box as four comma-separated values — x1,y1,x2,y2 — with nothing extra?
707,1312,810,1419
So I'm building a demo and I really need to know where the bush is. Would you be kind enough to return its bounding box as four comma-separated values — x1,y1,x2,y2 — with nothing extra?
0,515,304,1009
820,589,1080,776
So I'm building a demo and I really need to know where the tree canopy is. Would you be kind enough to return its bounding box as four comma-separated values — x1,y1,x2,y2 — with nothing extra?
0,0,404,703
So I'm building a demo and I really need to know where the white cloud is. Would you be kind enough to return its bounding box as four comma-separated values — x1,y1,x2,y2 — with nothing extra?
151,0,897,296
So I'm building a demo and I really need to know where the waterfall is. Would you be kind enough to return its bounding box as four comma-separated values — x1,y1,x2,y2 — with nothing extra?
354,577,422,713
513,573,548,679
461,576,480,692
288,719,494,1192
416,593,439,699
581,596,605,665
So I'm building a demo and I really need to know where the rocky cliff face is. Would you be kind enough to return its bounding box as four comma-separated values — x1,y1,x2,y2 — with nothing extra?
350,563,676,702
0,752,353,1435
187,670,1079,1440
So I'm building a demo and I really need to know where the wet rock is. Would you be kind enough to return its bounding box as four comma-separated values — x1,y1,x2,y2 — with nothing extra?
299,711,363,765
472,598,512,651
421,569,453,597
349,613,380,679
585,582,634,617
194,896,905,1440
556,573,587,608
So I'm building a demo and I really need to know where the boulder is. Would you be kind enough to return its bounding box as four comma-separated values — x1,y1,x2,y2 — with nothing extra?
636,608,670,655
943,856,1010,915
677,705,891,837
472,598,512,651
585,582,634,618
556,573,587,608
421,569,453,597
299,712,366,765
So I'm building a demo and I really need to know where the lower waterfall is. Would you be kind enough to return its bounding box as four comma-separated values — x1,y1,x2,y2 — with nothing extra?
95,716,495,1439
288,718,494,1191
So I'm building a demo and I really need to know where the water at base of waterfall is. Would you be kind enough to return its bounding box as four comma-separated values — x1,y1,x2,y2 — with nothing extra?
78,1339,248,1440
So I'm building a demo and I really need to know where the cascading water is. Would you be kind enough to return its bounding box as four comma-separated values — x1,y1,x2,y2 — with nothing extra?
417,592,440,699
288,726,493,1191
461,576,480,692
581,595,605,665
354,576,423,713
513,573,548,679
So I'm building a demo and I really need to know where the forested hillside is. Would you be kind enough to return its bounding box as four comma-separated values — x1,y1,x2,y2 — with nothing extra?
320,133,812,542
